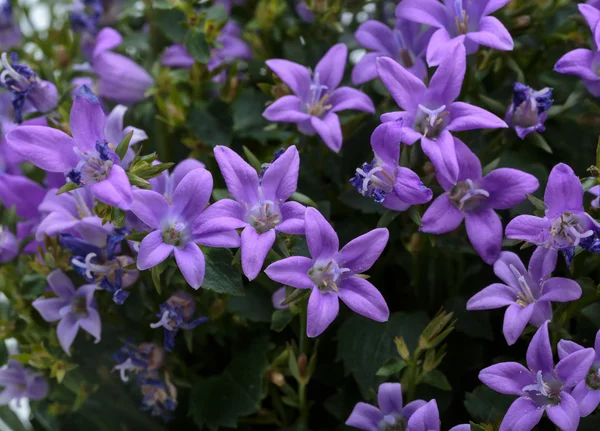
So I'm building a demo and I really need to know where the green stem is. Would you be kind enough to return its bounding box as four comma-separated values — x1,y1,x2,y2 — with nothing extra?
298,300,309,425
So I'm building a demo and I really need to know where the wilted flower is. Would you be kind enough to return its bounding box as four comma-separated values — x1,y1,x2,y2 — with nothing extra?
138,370,177,419
421,138,538,264
0,226,17,262
113,342,164,382
506,163,600,268
0,0,21,51
265,208,389,337
150,291,208,352
32,269,101,355
506,83,553,139
376,43,506,183
467,250,582,344
263,43,375,152
479,321,595,431
396,0,514,66
0,360,48,405
214,145,306,280
346,382,426,430
0,52,58,123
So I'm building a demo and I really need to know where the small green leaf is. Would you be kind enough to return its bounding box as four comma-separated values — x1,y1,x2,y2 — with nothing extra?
242,146,263,172
376,357,407,376
291,192,317,208
127,173,151,189
56,182,81,195
185,31,210,64
111,207,126,228
408,206,422,227
421,369,452,391
115,130,134,161
202,248,244,295
271,310,296,332
281,288,309,306
126,231,149,242
526,193,546,216
529,132,553,154
377,210,400,228
205,3,228,24
469,422,489,431
151,259,170,294
131,162,174,180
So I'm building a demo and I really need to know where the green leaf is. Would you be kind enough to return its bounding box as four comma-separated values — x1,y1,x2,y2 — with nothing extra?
151,259,170,294
0,406,28,431
469,422,490,431
130,162,174,180
233,89,269,133
188,101,233,148
528,132,553,154
126,231,149,242
290,192,317,208
115,131,133,161
421,369,452,391
228,288,272,322
526,193,546,213
242,146,263,172
205,3,228,24
127,173,151,189
56,181,81,195
202,248,244,295
111,207,126,228
338,312,428,394
190,339,269,428
376,357,407,376
281,287,309,306
271,309,296,332
464,385,513,423
155,9,187,42
377,210,400,228
185,31,210,64
20,274,47,299
408,206,422,227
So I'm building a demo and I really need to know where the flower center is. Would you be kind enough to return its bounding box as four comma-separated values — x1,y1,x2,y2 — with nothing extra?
448,179,489,211
248,199,281,234
350,158,395,203
67,141,115,186
379,414,406,431
150,307,184,332
586,366,600,390
392,29,414,68
454,0,469,35
549,212,594,249
522,370,562,406
161,220,189,247
511,84,553,128
308,260,349,293
416,104,450,138
305,72,332,118
508,264,538,307
59,295,88,319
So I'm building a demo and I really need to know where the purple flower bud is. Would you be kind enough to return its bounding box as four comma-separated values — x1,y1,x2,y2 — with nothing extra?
0,0,21,51
506,83,553,139
0,360,48,405
271,286,288,310
0,226,17,262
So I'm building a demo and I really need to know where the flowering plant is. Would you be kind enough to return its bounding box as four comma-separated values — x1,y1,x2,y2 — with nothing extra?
1,0,600,430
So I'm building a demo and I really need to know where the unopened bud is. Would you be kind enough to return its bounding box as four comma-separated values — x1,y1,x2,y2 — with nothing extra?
408,232,423,253
298,353,308,377
423,161,435,176
268,369,286,387
394,336,410,361
419,308,455,350
513,15,531,30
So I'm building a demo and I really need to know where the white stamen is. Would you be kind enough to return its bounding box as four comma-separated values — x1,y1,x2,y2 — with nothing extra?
418,104,447,127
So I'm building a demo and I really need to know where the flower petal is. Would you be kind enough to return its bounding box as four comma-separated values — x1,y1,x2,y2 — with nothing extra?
467,283,516,310
95,52,154,104
47,269,76,298
554,49,598,81
131,189,169,229
539,278,582,303
557,340,585,361
351,52,380,85
420,194,464,234
5,126,77,172
345,402,382,431
214,146,260,205
311,112,343,152
90,164,133,210
376,56,426,110
304,207,339,261
447,101,507,132
241,226,276,280
427,43,466,104
499,397,543,431
78,308,101,343
264,256,315,289
421,131,459,185
481,168,539,210
338,276,389,322
57,314,79,355
265,59,311,99
556,348,595,388
172,168,213,224
478,362,534,395
572,380,600,417
136,230,174,270
0,174,46,219
503,303,535,345
355,20,396,54
306,288,339,337
426,27,457,67
71,86,106,150
395,0,449,28
546,392,581,431
465,210,502,264
394,167,432,205
407,400,439,431
465,16,514,51
493,251,528,289
336,228,389,274
544,163,583,218
263,95,312,123
315,43,347,90
32,298,66,322
329,87,375,113
277,201,306,235
262,146,299,202
505,216,552,245
377,382,403,416
370,122,403,167
174,242,205,289
526,321,554,373
92,27,123,57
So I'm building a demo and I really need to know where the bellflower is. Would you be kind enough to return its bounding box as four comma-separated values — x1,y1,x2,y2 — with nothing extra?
263,44,375,152
214,145,306,280
376,43,506,183
467,250,582,345
405,400,469,431
0,360,48,405
138,370,177,419
149,158,205,202
0,52,58,123
32,269,101,355
161,45,194,69
113,341,164,383
272,287,288,310
0,0,20,51
70,0,103,35
554,4,600,97
265,208,390,337
421,138,538,264
350,122,433,209
396,0,514,66
352,19,432,84
6,86,135,210
149,291,208,352
505,163,600,268
0,226,17,262
131,168,246,289
589,184,600,209
479,321,595,431
590,0,600,10
505,83,553,139
60,229,138,304
345,382,426,431
557,330,600,417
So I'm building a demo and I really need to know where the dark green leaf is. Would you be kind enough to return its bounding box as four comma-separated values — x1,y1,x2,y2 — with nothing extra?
228,288,272,322
20,274,47,299
130,162,174,180
151,259,170,294
290,192,317,207
126,231,149,242
421,369,452,391
242,145,262,172
185,31,210,64
155,9,187,42
56,181,81,195
233,89,269,133
205,4,228,24
202,248,244,295
270,309,296,332
115,131,133,161
0,406,28,431
376,357,407,376
188,101,233,147
377,210,400,228
464,385,514,423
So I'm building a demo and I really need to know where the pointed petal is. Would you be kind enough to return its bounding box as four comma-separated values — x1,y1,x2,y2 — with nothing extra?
136,230,174,270
277,201,306,235
395,0,449,27
94,52,153,104
172,168,212,224
425,27,457,67
465,210,502,264
131,189,169,229
57,314,79,355
71,86,106,150
447,101,508,132
91,165,133,210
544,163,583,218
377,383,403,416
554,49,597,81
263,95,312,123
493,251,528,289
306,288,339,337
161,44,194,68
241,226,276,280
526,321,553,373
403,400,427,419
174,243,205,289
394,167,432,205
427,43,466,104
32,298,67,322
345,402,382,431
351,52,380,85
329,87,375,113
421,132,459,185
355,20,396,54
104,104,127,145
264,256,315,289
481,168,539,210
0,174,47,219
527,246,556,285
315,43,347,90
478,362,534,395
304,207,339,261
265,59,311,99
214,146,260,205
466,16,514,51
47,269,76,298
370,123,403,167
92,27,123,57
420,194,464,234
171,159,205,188
572,380,600,417
467,283,516,310
546,392,581,431
407,400,440,431
336,228,389,274
78,308,101,343
262,146,299,202
311,112,343,152
499,397,543,431
503,303,535,345
5,126,77,172
376,56,426,110
556,348,595,388
505,216,551,245
338,276,389,322
539,278,582,303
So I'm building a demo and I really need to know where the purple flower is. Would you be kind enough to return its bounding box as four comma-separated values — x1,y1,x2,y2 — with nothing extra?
70,0,103,35
295,1,314,23
558,330,600,417
405,399,469,431
130,168,246,289
161,45,194,69
350,122,433,209
0,226,17,262
589,0,600,10
272,286,288,310
505,163,600,268
345,382,426,430
505,83,553,139
589,184,600,209
149,291,208,352
0,52,58,123
138,370,177,419
113,341,164,382
0,0,21,51
479,321,595,431
421,138,538,264
265,208,389,337
0,360,48,405
149,158,205,201
352,19,432,84
89,28,154,104
6,86,135,210
396,0,514,66
214,145,306,280
555,4,600,97
32,269,101,355
467,250,582,345
263,44,375,152
376,43,506,183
